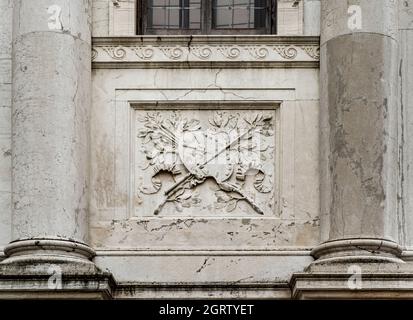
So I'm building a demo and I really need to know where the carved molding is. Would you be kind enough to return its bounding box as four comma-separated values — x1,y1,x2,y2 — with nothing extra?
92,36,320,69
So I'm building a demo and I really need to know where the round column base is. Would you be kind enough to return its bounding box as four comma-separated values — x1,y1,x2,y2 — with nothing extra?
310,238,404,265
1,237,95,266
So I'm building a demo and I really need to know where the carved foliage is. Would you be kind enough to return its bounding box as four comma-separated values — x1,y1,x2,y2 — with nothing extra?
301,45,320,59
137,110,275,216
273,46,298,59
94,43,320,63
102,46,126,60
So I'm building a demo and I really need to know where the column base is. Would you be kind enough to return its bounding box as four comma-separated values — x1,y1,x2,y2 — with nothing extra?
0,238,115,299
291,238,413,299
310,238,404,264
291,262,413,299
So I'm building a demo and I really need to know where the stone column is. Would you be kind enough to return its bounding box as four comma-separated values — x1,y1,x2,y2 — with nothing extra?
0,0,114,299
4,0,93,265
314,0,401,263
290,0,413,299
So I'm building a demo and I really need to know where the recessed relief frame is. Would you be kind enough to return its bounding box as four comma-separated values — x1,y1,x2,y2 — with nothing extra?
130,101,280,218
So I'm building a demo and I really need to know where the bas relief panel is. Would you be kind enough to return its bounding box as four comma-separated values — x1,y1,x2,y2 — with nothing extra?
133,104,280,217
90,73,320,250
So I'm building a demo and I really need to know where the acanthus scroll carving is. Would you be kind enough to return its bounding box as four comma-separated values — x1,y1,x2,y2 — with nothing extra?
273,46,298,59
246,46,269,59
131,46,154,60
216,46,241,59
301,46,320,60
102,46,126,60
160,46,184,60
190,46,213,60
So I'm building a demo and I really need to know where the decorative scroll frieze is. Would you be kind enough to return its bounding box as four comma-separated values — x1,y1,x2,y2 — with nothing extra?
92,36,320,68
301,45,321,60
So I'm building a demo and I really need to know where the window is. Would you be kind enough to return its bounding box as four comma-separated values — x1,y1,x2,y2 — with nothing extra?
138,0,277,35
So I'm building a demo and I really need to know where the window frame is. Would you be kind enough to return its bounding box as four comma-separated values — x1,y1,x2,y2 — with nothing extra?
137,0,277,35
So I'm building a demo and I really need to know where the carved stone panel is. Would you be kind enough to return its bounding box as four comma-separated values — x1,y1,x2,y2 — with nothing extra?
133,103,280,217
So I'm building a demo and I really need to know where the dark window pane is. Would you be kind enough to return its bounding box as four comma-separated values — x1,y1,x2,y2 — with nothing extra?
148,0,201,30
213,0,266,29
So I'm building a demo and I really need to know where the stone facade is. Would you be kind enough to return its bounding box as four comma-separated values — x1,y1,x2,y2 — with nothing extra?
0,0,413,299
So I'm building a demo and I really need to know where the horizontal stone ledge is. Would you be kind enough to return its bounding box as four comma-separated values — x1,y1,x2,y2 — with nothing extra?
291,271,413,299
0,273,115,300
94,249,313,256
92,61,320,69
93,35,321,45
92,36,320,69
115,282,291,299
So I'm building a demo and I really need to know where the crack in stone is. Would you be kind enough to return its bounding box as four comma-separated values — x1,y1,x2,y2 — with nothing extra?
196,257,210,273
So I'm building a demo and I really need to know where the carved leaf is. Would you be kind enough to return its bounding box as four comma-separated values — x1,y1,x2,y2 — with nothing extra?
226,199,238,212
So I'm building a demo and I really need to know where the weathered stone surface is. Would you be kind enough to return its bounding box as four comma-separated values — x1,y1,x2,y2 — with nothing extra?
135,108,278,217
320,0,398,45
3,0,413,300
399,0,413,30
293,0,413,299
92,0,109,37
11,0,92,242
321,34,399,242
0,0,12,257
317,0,401,259
304,0,320,36
292,261,413,299
88,34,320,293
0,258,115,299
400,1,413,251
0,1,111,299
277,0,304,35
90,65,320,253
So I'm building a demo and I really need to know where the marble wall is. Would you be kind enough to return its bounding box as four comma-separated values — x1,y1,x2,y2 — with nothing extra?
90,34,320,291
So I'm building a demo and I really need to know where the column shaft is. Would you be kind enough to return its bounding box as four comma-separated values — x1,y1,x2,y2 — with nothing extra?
316,0,401,262
6,0,93,262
